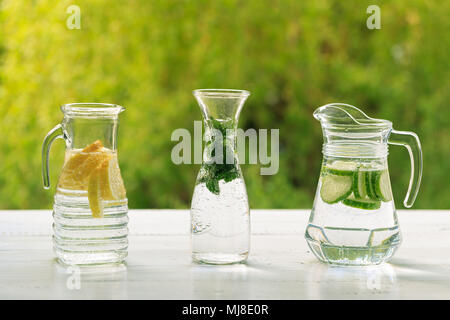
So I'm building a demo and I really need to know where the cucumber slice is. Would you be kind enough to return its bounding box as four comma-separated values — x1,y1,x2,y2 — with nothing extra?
374,170,392,202
342,196,381,210
323,161,358,176
353,168,368,200
370,170,383,200
366,171,379,200
365,171,373,199
320,174,353,204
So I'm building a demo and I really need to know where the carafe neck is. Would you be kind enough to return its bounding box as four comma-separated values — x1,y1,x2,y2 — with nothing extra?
203,118,238,165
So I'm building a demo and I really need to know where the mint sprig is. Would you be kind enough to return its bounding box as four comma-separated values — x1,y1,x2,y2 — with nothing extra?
197,118,240,195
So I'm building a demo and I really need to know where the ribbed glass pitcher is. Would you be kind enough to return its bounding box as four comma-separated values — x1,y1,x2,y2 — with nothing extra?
306,103,422,266
42,103,128,266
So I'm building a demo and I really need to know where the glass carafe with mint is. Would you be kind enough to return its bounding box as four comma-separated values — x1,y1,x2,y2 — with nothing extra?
191,89,250,264
42,103,128,266
306,103,422,266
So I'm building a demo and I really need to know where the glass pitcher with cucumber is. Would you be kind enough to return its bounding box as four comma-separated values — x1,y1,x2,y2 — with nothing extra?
306,103,422,266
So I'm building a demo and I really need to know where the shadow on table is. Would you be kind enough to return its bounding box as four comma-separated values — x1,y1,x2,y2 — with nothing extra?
389,257,450,280
304,263,399,299
52,260,129,299
187,259,400,299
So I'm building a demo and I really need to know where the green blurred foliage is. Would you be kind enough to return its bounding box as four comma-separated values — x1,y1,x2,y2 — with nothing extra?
0,0,448,209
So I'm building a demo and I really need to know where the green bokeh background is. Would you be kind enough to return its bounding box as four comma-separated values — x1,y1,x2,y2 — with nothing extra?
0,0,448,209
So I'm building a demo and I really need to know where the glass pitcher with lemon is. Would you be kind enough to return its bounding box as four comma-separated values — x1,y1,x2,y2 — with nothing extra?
42,103,128,266
306,103,422,266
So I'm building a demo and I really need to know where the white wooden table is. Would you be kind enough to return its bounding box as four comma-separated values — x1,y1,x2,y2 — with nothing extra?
0,209,449,300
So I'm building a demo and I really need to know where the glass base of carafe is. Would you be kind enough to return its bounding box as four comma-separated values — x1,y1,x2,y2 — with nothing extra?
192,252,248,265
190,178,250,265
305,224,401,266
52,192,129,266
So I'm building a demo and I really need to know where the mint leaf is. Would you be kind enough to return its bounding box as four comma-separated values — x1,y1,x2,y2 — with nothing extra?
198,117,239,194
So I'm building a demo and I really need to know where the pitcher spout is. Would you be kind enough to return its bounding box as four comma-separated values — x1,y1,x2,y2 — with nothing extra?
314,103,392,129
314,103,393,158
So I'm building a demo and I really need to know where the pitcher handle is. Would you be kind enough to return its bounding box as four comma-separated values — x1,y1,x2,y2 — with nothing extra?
388,129,423,208
42,124,64,189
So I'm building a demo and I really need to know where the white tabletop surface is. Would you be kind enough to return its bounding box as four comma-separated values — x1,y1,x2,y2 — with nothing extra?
0,209,449,300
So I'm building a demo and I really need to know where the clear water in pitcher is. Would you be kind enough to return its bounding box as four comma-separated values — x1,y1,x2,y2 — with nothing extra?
53,140,128,266
306,158,401,266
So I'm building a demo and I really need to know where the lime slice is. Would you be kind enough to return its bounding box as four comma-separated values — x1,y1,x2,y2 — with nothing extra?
320,174,353,204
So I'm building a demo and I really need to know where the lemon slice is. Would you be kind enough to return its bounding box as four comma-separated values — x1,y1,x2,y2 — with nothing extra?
88,162,104,218
57,140,126,218
58,140,108,190
88,156,126,218
99,155,126,201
